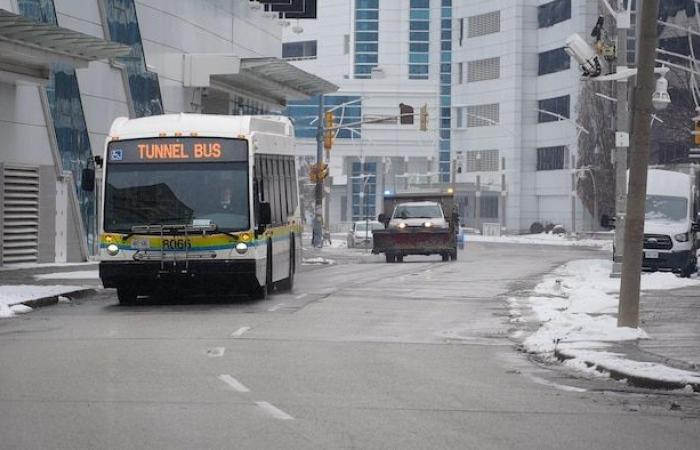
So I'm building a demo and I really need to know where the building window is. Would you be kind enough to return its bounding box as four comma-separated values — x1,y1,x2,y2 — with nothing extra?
409,0,430,79
466,150,499,172
18,0,97,250
537,0,571,28
354,0,379,79
104,0,163,117
284,95,362,139
480,195,499,219
538,95,570,123
457,62,463,84
537,146,568,171
467,57,500,82
467,103,499,127
439,0,452,182
352,162,377,221
468,10,500,38
538,47,570,75
282,40,317,60
399,103,414,124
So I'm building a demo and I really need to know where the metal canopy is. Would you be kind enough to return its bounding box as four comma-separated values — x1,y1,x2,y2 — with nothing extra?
212,57,338,105
0,9,129,76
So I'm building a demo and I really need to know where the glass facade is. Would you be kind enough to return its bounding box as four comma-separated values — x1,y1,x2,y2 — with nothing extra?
18,0,96,250
351,162,377,221
409,0,430,80
284,95,362,139
537,47,570,75
354,0,379,78
104,0,163,117
439,0,452,182
538,95,570,123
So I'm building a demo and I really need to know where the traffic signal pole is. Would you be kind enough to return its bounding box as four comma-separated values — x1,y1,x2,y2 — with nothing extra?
618,0,659,328
312,94,324,248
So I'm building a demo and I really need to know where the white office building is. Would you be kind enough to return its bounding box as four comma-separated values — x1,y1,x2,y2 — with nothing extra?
0,0,335,266
452,0,597,233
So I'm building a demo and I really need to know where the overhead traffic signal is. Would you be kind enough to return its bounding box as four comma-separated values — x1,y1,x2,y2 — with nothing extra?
324,111,335,150
309,162,329,183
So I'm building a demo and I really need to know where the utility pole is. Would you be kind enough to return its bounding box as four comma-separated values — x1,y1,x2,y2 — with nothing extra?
618,0,659,328
312,94,324,248
612,19,629,277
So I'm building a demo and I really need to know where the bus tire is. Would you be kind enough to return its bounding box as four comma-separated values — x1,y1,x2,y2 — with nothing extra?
116,286,137,305
250,239,273,300
277,234,295,291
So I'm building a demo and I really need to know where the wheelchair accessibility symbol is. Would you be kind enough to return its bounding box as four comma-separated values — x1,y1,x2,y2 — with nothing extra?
110,149,123,161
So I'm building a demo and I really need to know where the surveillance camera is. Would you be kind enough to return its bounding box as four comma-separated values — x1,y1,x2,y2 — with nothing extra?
565,33,603,78
652,73,671,110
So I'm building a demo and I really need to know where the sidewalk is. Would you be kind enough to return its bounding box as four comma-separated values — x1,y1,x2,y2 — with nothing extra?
0,262,100,318
512,259,700,392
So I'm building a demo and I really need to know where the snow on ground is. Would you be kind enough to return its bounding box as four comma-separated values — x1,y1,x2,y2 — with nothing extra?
302,257,336,265
0,284,84,318
519,259,700,387
0,261,95,272
34,270,99,280
467,232,613,251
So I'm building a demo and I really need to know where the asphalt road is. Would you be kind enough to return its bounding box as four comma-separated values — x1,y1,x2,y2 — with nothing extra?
1,242,699,449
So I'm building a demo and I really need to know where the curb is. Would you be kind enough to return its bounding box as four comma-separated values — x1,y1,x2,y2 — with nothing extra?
20,288,97,309
554,348,700,393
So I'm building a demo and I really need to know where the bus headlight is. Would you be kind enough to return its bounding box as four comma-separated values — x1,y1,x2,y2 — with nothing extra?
235,242,248,255
675,233,689,242
106,244,120,256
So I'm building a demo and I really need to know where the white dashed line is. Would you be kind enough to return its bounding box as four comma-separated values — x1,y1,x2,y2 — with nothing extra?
294,293,308,300
218,374,250,393
256,401,294,420
206,347,225,357
267,303,285,312
231,326,251,337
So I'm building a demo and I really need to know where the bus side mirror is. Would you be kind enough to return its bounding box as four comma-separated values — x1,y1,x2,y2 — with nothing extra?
81,167,95,192
259,202,272,226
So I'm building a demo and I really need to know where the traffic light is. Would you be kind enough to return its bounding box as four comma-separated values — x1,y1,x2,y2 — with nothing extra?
324,111,335,150
309,162,329,183
694,113,700,146
419,104,428,131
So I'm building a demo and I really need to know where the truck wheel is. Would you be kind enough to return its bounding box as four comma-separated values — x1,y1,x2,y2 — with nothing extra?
396,255,404,263
116,286,137,305
441,253,449,262
450,250,458,261
385,254,395,263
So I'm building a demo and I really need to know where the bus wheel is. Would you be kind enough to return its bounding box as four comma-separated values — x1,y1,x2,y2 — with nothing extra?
277,236,295,291
116,286,137,305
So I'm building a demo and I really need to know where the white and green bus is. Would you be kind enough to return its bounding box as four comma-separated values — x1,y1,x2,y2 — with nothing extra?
97,114,301,304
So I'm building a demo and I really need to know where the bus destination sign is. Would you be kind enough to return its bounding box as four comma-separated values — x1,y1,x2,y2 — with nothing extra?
107,138,247,163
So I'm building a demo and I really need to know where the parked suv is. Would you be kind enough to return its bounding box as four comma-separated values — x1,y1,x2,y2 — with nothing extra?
347,221,384,248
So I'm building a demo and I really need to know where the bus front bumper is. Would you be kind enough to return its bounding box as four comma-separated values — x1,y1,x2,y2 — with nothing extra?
99,260,258,291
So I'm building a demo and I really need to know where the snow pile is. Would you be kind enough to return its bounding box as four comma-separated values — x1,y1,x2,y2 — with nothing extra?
34,270,99,280
0,284,83,319
519,259,700,387
302,257,335,265
467,232,612,251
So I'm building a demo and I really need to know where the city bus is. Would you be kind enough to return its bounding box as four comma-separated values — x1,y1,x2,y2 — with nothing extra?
97,114,301,304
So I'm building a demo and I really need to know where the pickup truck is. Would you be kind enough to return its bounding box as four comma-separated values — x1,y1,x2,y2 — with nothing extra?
372,193,458,263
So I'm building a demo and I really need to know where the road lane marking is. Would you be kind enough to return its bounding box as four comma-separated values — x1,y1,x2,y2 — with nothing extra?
267,303,285,312
256,401,294,420
294,293,308,300
207,347,225,357
218,374,250,393
231,326,251,337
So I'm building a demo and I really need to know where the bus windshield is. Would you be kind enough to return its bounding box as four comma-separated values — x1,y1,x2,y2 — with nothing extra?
104,162,249,233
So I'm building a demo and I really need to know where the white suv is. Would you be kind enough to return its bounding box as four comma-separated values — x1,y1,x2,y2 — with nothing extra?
347,221,384,248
